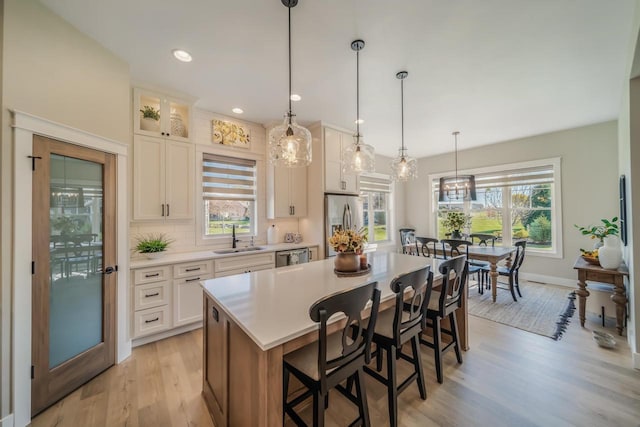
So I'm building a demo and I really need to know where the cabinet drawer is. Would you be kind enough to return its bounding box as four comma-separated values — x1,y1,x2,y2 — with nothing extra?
214,253,275,273
174,260,213,279
133,305,171,338
133,265,171,285
214,263,274,278
134,281,170,311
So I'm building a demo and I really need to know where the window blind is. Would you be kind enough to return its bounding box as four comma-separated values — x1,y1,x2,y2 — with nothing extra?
359,175,392,193
202,154,256,201
434,165,554,191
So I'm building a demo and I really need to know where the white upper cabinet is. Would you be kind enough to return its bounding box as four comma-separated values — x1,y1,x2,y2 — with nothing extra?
267,164,308,218
133,135,194,221
324,127,358,194
134,88,191,143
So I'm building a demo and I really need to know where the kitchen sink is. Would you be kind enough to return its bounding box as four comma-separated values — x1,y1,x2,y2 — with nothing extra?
214,247,264,254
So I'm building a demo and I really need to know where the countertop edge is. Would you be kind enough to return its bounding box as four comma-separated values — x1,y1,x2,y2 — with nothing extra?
130,242,319,269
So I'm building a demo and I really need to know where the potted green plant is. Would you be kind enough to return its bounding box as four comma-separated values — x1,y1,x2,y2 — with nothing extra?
139,105,160,132
134,233,173,259
442,211,471,239
574,217,618,249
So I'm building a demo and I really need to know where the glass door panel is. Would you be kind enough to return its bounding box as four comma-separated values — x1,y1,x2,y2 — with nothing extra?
49,154,103,368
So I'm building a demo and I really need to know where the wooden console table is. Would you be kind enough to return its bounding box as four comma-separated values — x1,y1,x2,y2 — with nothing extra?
573,257,629,335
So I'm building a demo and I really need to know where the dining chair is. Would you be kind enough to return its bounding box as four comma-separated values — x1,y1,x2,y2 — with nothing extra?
482,240,527,301
399,228,416,254
363,265,432,427
414,237,441,258
440,239,483,292
283,281,381,427
469,233,497,247
420,255,467,384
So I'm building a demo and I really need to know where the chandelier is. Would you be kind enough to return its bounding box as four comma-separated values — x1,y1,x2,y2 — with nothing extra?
438,131,476,201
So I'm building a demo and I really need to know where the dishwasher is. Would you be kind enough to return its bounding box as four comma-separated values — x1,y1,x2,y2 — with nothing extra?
275,248,310,267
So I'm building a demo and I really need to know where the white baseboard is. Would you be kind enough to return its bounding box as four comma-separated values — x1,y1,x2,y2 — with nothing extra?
0,413,14,427
132,322,202,348
519,272,575,288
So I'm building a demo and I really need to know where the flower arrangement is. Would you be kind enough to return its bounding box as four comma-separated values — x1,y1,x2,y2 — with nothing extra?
134,233,173,254
441,211,471,233
574,217,619,242
328,227,367,253
140,105,160,121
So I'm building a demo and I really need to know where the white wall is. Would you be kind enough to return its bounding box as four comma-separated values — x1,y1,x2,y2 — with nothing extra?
1,0,130,421
406,121,619,282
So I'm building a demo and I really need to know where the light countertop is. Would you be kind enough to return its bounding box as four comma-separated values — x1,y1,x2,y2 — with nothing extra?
200,252,444,351
130,242,318,269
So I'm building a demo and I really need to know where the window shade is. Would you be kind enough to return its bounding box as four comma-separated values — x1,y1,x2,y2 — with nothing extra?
434,165,554,191
359,175,391,193
202,154,256,201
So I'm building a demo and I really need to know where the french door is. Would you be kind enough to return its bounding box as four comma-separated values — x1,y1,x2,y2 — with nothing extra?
31,135,117,415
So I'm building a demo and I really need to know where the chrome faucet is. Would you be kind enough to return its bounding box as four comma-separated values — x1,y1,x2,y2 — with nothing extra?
232,224,239,248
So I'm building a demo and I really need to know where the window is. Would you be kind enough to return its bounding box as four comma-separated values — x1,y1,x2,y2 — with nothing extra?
202,154,256,236
433,160,561,256
360,175,392,242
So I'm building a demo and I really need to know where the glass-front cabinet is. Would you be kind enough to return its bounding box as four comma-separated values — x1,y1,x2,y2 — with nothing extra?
133,88,191,142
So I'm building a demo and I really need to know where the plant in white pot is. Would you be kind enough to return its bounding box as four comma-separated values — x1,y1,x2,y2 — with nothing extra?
575,217,621,268
139,105,160,132
135,233,173,259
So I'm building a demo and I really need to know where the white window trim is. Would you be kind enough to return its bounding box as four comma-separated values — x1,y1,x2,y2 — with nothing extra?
195,146,262,247
359,172,394,245
428,157,563,259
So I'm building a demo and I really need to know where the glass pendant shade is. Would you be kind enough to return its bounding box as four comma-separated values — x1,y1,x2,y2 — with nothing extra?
268,0,312,168
391,149,418,182
268,114,312,168
343,135,375,174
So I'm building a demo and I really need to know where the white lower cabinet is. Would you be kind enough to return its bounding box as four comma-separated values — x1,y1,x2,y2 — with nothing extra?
173,260,213,327
131,252,282,343
133,305,172,338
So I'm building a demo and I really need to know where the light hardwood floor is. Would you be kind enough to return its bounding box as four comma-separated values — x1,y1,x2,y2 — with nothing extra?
31,306,640,427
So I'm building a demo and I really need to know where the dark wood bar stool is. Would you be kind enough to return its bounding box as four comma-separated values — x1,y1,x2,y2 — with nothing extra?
420,255,468,384
283,281,381,427
363,266,432,427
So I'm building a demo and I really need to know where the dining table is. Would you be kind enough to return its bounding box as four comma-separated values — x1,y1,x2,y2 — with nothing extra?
199,252,467,427
406,240,516,303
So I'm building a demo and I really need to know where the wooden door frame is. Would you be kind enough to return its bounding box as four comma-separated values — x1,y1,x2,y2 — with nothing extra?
11,110,129,426
31,136,117,415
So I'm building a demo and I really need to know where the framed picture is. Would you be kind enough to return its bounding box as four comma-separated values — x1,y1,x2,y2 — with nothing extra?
620,175,627,246
211,119,251,149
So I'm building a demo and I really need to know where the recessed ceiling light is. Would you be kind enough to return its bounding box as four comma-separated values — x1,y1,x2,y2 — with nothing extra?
232,107,244,114
172,49,192,62
290,94,302,101
355,119,364,124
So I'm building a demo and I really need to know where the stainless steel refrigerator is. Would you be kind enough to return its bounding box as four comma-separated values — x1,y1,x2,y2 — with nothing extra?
325,193,364,257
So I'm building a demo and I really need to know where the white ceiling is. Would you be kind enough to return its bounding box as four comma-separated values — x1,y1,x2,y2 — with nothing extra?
40,0,636,158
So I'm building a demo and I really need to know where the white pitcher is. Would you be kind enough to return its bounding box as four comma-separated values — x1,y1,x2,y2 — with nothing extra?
598,235,622,269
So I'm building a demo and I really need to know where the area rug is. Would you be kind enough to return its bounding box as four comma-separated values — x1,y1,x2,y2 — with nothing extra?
467,281,576,340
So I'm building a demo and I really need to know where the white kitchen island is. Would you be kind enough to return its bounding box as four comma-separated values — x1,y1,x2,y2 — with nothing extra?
200,252,467,427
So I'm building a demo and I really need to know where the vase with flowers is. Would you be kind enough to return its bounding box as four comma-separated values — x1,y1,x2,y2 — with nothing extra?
328,227,368,273
441,211,471,239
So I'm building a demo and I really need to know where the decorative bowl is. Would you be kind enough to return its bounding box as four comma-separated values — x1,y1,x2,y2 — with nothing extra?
145,252,166,260
581,255,600,266
592,331,616,348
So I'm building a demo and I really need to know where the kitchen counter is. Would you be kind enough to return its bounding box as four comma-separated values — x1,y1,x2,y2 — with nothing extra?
129,241,317,269
200,252,468,426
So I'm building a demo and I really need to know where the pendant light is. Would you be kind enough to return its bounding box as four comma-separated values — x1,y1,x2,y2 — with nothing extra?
268,0,312,168
438,131,477,201
343,39,375,175
391,71,417,181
